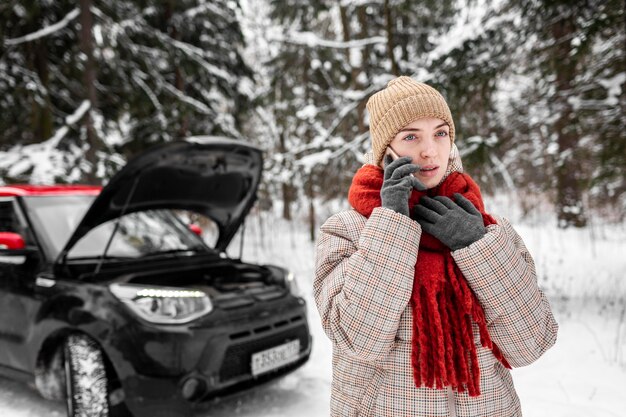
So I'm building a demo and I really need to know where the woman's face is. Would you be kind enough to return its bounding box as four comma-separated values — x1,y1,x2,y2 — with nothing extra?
388,117,452,189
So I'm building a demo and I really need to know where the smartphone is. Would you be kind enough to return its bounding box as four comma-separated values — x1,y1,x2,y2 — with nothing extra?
382,146,415,176
380,146,400,168
385,146,400,160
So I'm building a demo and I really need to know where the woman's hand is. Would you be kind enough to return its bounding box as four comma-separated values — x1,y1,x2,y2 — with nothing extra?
413,193,486,250
380,155,427,217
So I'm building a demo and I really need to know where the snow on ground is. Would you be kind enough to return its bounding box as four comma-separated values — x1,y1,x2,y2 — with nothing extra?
0,209,624,416
514,299,626,417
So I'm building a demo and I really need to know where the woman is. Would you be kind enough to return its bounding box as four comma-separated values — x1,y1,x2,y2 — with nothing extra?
314,76,558,416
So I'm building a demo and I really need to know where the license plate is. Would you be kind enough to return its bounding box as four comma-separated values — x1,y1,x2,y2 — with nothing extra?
251,339,300,376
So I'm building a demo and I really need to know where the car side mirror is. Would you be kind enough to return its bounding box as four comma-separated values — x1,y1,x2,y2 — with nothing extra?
0,232,36,265
0,232,26,250
189,224,203,236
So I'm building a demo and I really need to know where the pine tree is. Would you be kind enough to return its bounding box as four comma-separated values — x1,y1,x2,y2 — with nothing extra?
88,0,254,152
431,0,625,225
509,0,625,226
257,0,459,239
256,0,334,237
1,1,76,148
1,0,253,183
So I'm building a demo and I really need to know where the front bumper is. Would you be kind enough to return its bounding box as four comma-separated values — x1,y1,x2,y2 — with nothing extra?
111,300,312,416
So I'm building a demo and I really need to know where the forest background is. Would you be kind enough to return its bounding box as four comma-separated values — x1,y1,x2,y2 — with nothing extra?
0,0,624,240
1,2,626,414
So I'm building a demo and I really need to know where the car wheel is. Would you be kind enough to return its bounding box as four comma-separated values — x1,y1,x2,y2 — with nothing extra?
64,334,110,417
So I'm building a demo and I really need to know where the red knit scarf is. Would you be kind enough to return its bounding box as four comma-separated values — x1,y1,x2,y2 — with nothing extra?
348,165,510,397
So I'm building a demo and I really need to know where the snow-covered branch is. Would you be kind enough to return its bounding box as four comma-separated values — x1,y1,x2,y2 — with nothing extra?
4,8,80,46
254,107,281,144
161,82,213,115
295,130,370,172
131,73,167,129
307,83,379,149
10,65,49,98
327,131,369,159
39,100,91,149
0,100,91,183
271,31,386,49
108,10,233,84
92,5,236,86
150,30,234,83
180,2,232,21
91,6,155,32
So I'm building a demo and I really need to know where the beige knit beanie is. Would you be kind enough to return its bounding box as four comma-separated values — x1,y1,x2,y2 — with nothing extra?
366,76,455,166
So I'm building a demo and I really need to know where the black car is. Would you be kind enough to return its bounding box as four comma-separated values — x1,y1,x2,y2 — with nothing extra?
0,138,312,417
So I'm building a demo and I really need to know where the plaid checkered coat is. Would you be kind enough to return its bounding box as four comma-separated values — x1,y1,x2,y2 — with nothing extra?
314,206,558,417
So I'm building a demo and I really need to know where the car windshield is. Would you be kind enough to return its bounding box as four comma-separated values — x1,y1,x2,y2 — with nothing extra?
22,195,210,260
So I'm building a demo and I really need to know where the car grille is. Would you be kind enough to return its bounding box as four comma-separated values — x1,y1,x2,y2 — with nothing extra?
219,321,309,382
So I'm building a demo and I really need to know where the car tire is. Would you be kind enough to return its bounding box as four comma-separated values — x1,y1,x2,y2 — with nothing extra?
64,334,110,417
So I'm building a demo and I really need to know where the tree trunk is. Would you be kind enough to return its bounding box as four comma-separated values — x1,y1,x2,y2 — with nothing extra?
307,179,316,243
302,48,316,241
339,4,352,78
79,0,100,184
279,131,293,221
551,12,586,228
281,182,293,220
399,14,409,64
356,6,369,134
338,5,352,140
28,40,53,142
384,0,399,76
340,5,367,135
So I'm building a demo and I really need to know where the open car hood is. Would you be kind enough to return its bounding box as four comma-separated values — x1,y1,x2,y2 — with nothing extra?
57,138,262,261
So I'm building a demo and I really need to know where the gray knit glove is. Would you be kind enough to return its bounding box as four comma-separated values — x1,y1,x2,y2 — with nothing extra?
381,155,427,217
413,193,486,250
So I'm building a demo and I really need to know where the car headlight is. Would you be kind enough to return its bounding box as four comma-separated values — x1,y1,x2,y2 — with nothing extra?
285,271,302,297
109,283,213,324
